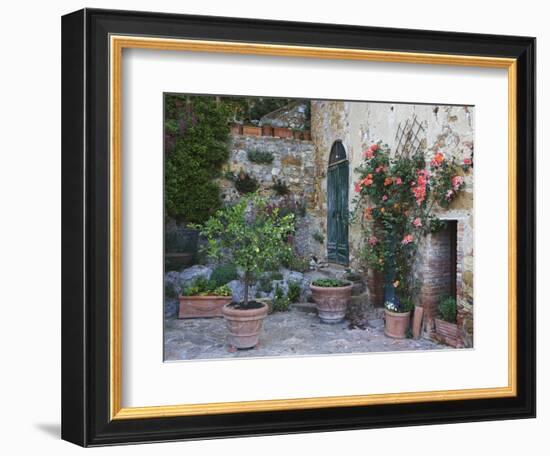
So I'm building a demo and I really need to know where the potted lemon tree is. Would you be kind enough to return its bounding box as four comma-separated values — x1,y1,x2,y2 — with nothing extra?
196,194,294,349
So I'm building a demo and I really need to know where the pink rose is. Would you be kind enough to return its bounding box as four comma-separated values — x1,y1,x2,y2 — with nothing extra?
412,217,422,227
401,234,413,245
382,195,388,201
368,236,378,246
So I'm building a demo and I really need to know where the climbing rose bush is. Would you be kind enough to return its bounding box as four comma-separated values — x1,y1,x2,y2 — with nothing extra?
354,141,472,310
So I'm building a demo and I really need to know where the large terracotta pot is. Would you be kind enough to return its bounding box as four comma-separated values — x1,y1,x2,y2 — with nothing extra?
309,282,353,323
434,318,461,347
178,295,232,319
384,309,411,338
222,301,268,349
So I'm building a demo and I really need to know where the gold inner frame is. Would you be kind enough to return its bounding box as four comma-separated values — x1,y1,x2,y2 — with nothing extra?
109,35,517,420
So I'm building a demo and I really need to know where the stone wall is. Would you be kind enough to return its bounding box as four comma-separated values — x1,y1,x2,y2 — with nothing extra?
310,101,474,347
219,133,317,257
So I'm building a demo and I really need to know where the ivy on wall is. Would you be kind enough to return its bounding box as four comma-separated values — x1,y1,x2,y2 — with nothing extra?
164,95,230,223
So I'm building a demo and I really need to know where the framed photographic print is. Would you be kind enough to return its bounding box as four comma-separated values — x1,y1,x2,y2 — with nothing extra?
61,8,536,447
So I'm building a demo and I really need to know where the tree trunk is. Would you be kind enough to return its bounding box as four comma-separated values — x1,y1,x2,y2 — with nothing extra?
243,272,250,307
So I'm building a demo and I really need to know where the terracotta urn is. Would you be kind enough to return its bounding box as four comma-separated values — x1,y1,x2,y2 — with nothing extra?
309,282,353,323
178,295,232,319
384,309,411,338
222,301,268,349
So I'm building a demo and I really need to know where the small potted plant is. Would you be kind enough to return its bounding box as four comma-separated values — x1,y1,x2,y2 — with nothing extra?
384,299,413,338
273,126,292,138
261,124,273,136
178,277,233,318
242,125,262,136
310,278,353,323
196,194,295,349
435,296,460,347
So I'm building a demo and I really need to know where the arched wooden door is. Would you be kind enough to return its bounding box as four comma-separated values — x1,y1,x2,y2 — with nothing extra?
327,141,349,265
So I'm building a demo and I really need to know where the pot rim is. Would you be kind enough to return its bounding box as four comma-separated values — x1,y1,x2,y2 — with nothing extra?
222,301,268,316
178,295,233,301
384,308,411,317
309,281,353,291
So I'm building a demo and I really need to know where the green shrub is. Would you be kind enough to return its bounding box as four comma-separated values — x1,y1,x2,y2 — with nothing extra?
285,255,310,273
182,277,233,297
273,285,290,312
210,264,239,287
438,296,457,323
247,150,274,164
287,281,301,303
311,278,348,287
312,231,325,244
182,276,211,296
269,271,284,281
258,276,273,293
271,178,290,196
164,95,230,223
234,170,259,194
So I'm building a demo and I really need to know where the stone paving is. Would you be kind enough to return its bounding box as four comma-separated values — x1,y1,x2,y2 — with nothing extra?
164,305,444,361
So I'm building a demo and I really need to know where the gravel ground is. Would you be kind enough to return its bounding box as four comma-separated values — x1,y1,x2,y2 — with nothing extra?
164,306,444,361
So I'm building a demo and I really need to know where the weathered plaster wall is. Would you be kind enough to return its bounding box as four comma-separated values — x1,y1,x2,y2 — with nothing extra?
310,101,474,346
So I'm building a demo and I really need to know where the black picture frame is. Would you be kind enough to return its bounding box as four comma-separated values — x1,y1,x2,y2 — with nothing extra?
62,8,536,447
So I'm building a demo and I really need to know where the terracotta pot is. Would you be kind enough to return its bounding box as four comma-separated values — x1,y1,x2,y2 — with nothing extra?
302,131,311,140
273,127,292,138
178,295,233,319
384,309,411,338
222,301,268,349
434,318,460,347
261,125,273,136
255,297,274,314
309,282,353,323
366,269,385,307
229,123,242,135
242,125,262,136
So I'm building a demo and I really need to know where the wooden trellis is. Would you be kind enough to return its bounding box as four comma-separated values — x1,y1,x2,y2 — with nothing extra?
394,114,425,158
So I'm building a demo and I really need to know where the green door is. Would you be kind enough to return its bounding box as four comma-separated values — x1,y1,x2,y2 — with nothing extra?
327,141,349,265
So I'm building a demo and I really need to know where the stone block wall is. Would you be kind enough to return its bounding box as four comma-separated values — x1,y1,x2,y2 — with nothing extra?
219,133,317,258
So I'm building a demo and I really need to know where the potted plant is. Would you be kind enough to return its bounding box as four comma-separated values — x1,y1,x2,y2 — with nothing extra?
384,299,413,338
261,124,273,136
242,125,262,136
434,296,460,347
273,126,292,138
310,278,353,323
178,277,233,318
196,194,295,349
292,129,303,140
